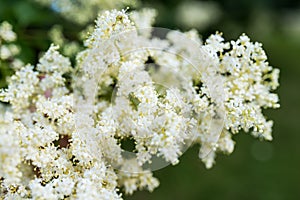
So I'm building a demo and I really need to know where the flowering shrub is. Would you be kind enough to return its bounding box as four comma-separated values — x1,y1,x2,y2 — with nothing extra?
0,8,279,199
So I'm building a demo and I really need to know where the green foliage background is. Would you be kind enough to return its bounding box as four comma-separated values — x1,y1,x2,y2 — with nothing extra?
0,0,299,199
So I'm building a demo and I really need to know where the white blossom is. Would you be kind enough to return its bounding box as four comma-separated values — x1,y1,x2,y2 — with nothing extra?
0,9,279,199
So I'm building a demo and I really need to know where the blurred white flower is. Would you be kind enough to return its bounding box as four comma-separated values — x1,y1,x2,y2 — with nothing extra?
176,1,221,30
33,0,137,24
0,21,22,70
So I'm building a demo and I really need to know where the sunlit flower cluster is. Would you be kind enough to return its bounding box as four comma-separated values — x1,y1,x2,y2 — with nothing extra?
0,9,279,199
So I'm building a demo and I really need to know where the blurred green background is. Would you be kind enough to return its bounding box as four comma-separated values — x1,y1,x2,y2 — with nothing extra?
0,0,299,199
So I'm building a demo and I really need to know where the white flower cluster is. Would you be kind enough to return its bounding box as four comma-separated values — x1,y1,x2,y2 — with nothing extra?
0,21,23,70
0,9,279,199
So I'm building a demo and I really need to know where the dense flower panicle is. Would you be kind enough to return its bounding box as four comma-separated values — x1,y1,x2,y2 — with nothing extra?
0,110,22,185
0,9,279,199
